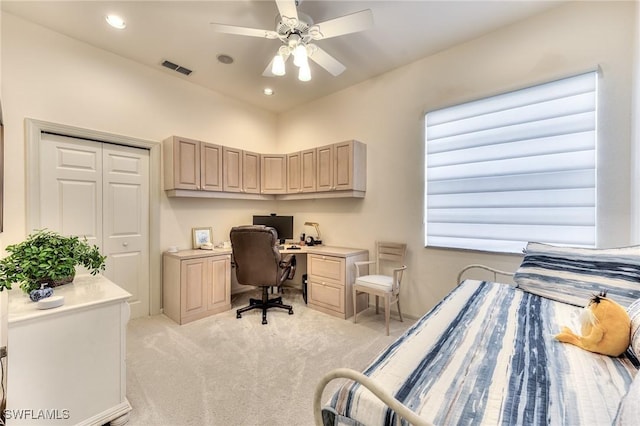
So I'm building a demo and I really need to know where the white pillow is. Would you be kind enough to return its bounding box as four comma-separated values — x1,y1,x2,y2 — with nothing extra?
514,242,640,307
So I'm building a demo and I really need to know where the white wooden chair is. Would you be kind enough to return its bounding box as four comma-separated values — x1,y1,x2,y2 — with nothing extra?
353,241,407,335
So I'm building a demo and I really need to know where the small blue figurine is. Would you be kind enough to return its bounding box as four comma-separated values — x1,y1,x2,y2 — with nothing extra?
29,284,54,302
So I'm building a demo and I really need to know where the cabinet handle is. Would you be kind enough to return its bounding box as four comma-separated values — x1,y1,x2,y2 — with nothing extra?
123,242,129,247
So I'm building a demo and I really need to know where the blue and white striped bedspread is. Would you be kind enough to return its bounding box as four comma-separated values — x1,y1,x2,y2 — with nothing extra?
323,280,639,426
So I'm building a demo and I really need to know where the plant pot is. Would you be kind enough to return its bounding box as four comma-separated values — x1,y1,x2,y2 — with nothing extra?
37,272,75,288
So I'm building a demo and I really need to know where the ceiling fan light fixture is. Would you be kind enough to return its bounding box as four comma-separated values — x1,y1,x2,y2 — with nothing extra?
272,54,286,76
292,43,308,68
298,63,311,82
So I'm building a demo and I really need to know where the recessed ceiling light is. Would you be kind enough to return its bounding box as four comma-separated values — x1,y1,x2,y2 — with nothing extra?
217,54,234,65
263,88,274,96
105,15,126,30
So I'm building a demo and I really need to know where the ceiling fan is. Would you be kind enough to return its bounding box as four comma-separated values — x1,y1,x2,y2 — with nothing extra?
210,0,373,81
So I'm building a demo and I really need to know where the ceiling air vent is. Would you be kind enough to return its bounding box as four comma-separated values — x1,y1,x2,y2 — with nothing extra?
161,60,193,76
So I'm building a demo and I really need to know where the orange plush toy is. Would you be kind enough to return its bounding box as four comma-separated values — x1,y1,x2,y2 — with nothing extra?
555,291,631,357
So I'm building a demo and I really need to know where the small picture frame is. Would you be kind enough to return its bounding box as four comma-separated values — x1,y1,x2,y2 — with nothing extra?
192,227,213,249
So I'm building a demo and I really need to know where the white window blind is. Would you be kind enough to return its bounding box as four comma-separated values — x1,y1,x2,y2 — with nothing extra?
425,71,597,253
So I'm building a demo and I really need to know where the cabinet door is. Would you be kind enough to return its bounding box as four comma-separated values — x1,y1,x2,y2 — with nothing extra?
334,140,366,191
309,254,345,283
308,278,345,313
334,141,354,190
316,144,334,192
223,146,243,192
243,150,261,194
207,256,230,311
301,148,317,193
261,154,287,194
164,136,200,190
201,142,223,191
287,152,302,193
180,258,208,317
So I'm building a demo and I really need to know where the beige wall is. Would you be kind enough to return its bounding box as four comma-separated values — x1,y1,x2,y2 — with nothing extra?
1,2,638,319
0,13,279,255
277,1,638,317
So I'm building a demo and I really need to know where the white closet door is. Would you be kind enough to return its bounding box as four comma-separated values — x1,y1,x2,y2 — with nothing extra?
39,134,103,247
39,134,150,318
103,144,150,318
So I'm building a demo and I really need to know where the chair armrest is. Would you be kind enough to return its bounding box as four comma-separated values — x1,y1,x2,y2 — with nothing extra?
456,264,514,286
393,265,407,287
354,260,376,277
280,254,296,267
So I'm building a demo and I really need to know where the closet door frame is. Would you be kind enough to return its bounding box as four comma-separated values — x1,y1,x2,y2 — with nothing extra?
25,118,162,315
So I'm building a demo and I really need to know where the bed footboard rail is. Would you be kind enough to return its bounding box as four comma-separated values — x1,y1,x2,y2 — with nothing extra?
456,264,514,285
313,368,433,426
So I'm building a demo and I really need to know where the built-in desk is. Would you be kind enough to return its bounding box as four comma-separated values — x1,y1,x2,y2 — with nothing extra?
7,275,132,426
257,245,369,319
162,245,368,322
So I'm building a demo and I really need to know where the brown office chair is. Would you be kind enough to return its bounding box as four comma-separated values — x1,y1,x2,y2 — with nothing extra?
230,225,296,324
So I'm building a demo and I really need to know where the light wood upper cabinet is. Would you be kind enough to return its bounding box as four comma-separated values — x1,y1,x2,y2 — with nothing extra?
201,142,223,191
335,140,366,191
223,146,243,192
164,136,223,192
287,152,302,193
316,140,366,192
287,149,316,194
301,148,317,193
243,150,261,194
262,153,287,194
164,136,365,199
316,144,334,192
163,136,200,190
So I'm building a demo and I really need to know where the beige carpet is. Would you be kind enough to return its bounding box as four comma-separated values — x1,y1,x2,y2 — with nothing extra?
125,288,414,426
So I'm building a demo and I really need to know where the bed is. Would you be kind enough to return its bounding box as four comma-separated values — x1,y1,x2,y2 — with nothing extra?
315,243,640,426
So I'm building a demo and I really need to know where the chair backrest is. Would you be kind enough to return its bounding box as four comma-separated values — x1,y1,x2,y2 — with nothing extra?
376,242,407,295
230,225,282,287
375,241,407,274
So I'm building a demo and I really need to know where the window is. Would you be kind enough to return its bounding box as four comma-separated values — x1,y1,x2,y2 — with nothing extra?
424,71,597,253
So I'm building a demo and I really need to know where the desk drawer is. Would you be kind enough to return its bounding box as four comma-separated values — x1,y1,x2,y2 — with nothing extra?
308,255,345,283
308,278,344,314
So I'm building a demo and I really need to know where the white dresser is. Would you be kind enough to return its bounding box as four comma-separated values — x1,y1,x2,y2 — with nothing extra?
6,275,131,426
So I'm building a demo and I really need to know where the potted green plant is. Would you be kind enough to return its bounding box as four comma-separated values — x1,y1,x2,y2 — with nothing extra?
0,229,106,294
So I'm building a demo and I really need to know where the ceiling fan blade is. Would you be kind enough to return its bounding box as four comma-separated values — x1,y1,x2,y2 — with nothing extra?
310,9,373,40
275,0,299,22
308,45,346,77
210,23,279,39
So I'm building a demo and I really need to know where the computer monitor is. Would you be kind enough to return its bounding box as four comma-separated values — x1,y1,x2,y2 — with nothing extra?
252,214,294,244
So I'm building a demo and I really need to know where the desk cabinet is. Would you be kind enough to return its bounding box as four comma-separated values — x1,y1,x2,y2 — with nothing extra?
7,275,132,426
307,249,368,319
163,250,231,324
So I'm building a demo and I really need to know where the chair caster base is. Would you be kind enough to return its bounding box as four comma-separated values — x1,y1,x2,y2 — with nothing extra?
288,308,294,315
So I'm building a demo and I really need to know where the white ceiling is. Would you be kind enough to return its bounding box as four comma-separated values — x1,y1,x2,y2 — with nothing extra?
1,0,564,113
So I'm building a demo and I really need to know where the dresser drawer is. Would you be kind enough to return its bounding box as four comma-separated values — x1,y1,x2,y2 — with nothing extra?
308,254,345,283
308,278,344,313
